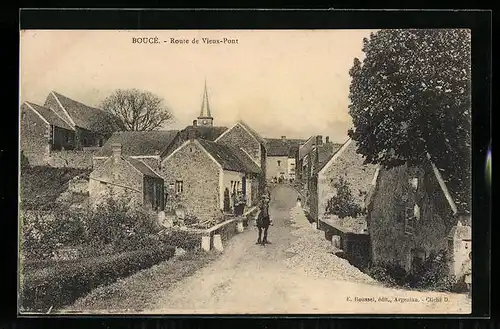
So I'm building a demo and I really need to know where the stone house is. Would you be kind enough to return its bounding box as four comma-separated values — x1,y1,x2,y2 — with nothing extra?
89,144,165,211
214,120,268,193
309,138,377,269
264,136,306,182
93,130,182,170
44,91,118,148
160,138,261,223
366,154,471,277
310,138,377,225
20,101,76,166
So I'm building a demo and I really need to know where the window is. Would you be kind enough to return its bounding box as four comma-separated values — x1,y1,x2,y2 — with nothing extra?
277,160,281,167
100,181,107,186
175,180,183,194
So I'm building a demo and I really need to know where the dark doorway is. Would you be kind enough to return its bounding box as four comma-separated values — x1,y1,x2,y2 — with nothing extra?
242,176,247,196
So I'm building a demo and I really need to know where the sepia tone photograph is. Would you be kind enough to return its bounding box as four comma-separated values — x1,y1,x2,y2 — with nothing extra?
18,29,472,315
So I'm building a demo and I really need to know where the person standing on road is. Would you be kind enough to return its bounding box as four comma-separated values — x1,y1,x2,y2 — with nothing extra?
463,251,472,298
256,195,272,245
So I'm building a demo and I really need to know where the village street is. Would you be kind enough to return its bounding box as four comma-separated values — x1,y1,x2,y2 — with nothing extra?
145,185,470,314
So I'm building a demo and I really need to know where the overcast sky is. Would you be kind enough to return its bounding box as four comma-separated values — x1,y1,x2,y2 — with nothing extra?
20,30,374,142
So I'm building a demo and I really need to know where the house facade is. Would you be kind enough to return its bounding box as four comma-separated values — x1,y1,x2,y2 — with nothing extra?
214,120,267,194
264,137,306,181
20,102,76,166
89,144,165,211
366,158,471,276
160,139,261,222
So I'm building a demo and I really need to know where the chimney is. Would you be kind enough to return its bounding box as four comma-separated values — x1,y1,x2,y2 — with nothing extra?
281,136,286,140
326,136,330,144
193,120,197,126
315,135,323,145
112,143,122,162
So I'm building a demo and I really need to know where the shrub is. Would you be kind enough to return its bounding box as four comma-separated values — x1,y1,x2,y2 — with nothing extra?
325,176,364,219
160,230,201,251
20,245,175,312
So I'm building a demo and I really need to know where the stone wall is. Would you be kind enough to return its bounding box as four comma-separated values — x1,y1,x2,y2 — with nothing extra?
161,141,220,223
47,149,98,169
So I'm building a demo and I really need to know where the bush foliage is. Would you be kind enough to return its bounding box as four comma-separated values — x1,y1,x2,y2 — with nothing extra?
325,177,364,219
20,245,175,311
365,250,467,292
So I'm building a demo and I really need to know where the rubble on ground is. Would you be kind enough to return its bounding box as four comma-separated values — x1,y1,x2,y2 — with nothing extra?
285,206,376,285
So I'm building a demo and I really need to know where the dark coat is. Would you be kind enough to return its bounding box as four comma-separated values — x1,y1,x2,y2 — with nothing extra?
256,202,270,228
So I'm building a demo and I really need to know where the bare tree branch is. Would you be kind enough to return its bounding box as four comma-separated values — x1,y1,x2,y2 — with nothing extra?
101,89,175,131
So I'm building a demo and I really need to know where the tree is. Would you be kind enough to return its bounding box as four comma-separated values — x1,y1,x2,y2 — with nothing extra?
348,29,471,211
325,177,364,219
101,89,174,131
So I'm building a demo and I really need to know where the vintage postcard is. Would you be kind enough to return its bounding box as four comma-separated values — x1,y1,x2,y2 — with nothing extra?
18,29,472,315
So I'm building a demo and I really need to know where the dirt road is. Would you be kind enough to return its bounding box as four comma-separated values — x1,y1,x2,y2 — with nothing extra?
149,185,471,314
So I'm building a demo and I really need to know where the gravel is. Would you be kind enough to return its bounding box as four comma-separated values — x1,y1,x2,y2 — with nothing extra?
284,206,377,285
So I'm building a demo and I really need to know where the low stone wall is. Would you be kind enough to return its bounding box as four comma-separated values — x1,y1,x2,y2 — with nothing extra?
47,150,99,169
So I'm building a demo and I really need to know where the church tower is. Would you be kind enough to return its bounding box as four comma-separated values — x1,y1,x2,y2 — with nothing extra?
197,80,214,126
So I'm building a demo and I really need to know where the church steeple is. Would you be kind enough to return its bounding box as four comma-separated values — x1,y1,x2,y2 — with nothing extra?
197,79,213,126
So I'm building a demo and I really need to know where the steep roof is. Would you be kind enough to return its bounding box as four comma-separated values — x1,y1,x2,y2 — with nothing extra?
197,139,254,173
23,102,75,131
125,157,163,179
96,130,179,157
180,125,228,141
45,91,116,132
313,143,344,175
229,146,262,175
265,138,307,157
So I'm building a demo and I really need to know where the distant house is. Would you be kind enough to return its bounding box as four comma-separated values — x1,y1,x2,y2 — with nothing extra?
296,135,320,188
89,144,165,211
93,130,181,170
160,139,262,222
264,136,306,181
44,91,118,148
287,146,299,181
366,153,471,276
20,101,76,166
214,120,268,193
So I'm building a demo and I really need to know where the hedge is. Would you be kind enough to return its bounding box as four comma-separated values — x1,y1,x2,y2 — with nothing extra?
20,245,175,312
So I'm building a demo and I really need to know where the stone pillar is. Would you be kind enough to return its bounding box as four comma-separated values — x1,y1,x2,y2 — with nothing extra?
447,222,472,279
213,234,223,252
236,220,244,233
201,236,211,251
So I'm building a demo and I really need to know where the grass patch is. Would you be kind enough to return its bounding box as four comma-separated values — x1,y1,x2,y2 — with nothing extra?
65,250,221,312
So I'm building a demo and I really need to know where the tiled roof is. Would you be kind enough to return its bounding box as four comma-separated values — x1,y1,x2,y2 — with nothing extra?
46,91,117,132
24,102,75,131
431,161,471,215
264,138,307,156
314,143,344,175
198,139,254,173
229,146,262,175
125,157,163,179
96,130,179,157
180,125,228,141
